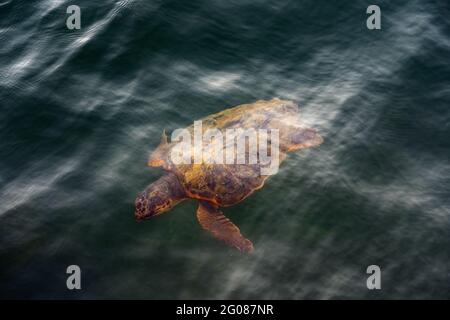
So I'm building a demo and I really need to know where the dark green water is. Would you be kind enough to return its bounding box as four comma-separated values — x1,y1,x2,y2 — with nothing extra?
0,0,449,299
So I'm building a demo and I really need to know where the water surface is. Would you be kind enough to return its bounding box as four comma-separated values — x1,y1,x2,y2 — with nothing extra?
0,0,449,299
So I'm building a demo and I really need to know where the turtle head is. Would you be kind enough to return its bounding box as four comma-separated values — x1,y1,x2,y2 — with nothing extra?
135,174,185,220
134,190,171,220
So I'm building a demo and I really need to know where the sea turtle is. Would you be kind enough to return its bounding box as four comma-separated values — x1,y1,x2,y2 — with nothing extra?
135,98,323,253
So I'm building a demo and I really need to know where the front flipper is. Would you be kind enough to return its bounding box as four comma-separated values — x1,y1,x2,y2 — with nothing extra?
148,130,169,167
196,201,254,253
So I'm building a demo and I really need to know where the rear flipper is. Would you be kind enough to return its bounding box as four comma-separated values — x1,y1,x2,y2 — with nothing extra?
196,201,254,253
285,126,323,152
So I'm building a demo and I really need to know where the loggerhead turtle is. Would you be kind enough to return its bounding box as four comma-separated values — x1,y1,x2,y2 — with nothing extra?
134,98,323,253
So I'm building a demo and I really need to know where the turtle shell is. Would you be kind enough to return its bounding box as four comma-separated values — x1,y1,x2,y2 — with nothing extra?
157,98,302,206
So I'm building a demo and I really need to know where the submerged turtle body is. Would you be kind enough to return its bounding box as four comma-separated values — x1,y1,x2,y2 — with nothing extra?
135,98,323,253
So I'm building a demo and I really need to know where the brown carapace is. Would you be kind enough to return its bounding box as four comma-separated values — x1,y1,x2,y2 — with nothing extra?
135,98,323,253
